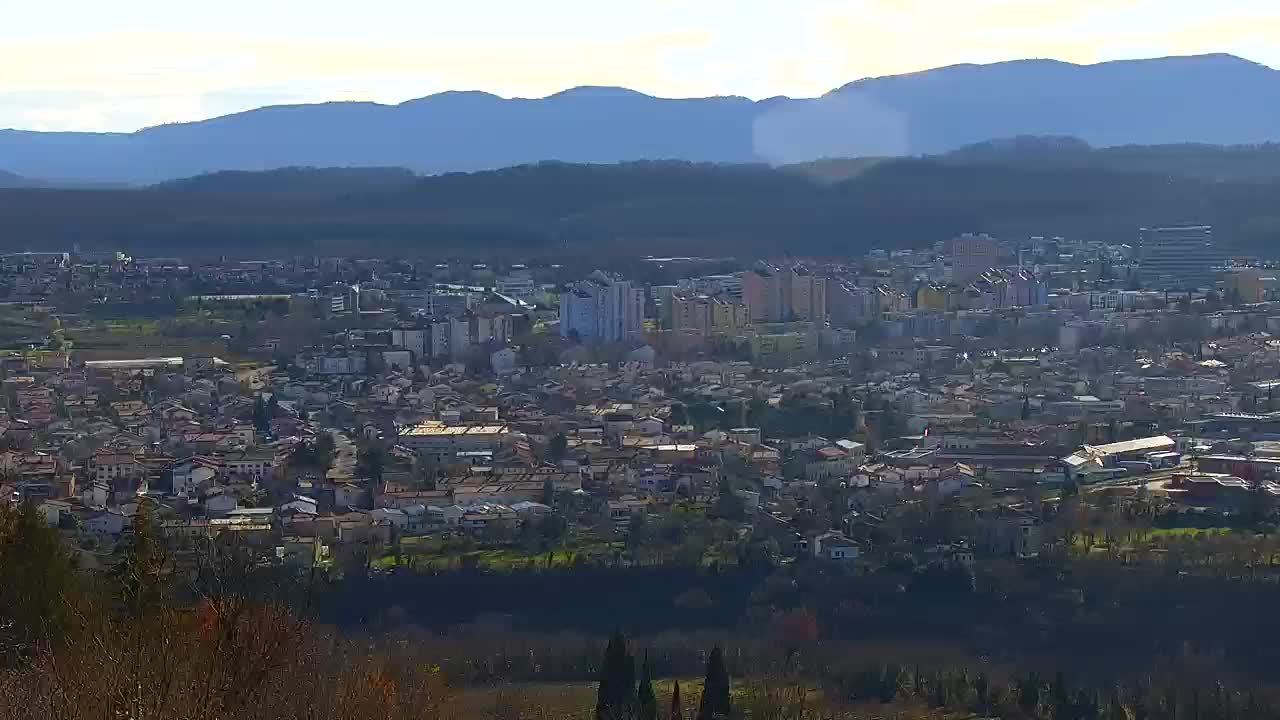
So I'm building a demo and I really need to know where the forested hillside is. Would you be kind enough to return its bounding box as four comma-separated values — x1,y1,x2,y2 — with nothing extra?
1,153,1279,257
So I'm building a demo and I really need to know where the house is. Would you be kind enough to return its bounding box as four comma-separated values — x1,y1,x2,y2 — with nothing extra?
223,449,278,481
459,504,520,532
169,462,216,497
978,509,1042,558
370,507,409,529
811,531,860,561
805,446,859,483
204,493,239,517
279,536,330,567
401,504,439,533
511,501,552,519
81,481,109,509
91,451,143,484
491,348,519,376
607,498,649,530
280,495,319,515
37,499,71,528
84,510,128,536
334,482,367,509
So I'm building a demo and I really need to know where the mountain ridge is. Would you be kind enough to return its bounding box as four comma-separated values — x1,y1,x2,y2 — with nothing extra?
2,53,1278,184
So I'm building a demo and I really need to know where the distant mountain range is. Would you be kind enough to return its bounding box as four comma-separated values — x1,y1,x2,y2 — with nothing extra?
0,170,38,189
2,53,1279,185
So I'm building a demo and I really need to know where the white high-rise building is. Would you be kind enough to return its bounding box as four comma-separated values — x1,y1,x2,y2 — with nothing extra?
1138,225,1219,289
560,270,645,342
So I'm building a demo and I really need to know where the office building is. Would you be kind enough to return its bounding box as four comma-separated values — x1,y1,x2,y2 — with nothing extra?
1138,225,1219,289
495,270,536,300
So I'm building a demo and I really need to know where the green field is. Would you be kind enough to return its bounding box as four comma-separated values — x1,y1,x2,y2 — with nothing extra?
379,538,625,572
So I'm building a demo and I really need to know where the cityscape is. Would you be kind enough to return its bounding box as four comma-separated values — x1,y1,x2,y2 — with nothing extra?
9,3,1280,715
5,216,1280,716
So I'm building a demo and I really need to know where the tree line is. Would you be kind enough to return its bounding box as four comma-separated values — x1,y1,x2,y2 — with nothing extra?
595,630,730,720
7,155,1280,257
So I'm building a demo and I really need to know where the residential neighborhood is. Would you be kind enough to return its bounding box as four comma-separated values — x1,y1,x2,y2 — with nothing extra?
2,229,1279,581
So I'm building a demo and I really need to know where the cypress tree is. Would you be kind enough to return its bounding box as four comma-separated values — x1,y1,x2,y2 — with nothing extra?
671,680,683,720
596,630,637,720
637,653,658,720
974,672,990,714
253,395,268,433
115,502,166,617
697,647,731,720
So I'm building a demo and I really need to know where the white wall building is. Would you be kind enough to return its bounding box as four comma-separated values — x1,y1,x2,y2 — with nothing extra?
560,271,644,342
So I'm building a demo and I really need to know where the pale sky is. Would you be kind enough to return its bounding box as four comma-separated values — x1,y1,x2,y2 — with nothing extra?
3,0,1279,132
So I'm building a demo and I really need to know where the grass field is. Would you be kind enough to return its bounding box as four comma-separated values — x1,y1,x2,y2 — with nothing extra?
445,678,841,720
379,539,625,572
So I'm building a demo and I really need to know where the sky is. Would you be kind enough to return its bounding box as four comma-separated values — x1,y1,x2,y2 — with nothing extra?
3,0,1279,132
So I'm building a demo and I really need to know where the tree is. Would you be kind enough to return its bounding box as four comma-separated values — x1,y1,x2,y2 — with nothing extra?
357,446,387,483
713,477,745,521
253,395,269,434
671,680,683,720
543,476,557,506
637,653,658,720
313,433,336,469
0,501,78,661
698,647,732,720
596,630,637,720
547,432,569,464
114,502,167,618
1062,476,1080,499
670,403,689,427
974,672,990,714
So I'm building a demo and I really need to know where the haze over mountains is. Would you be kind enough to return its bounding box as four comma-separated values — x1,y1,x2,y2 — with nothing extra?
2,53,1279,185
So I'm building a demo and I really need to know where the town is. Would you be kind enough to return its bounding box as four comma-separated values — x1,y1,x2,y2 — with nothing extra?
1,224,1276,579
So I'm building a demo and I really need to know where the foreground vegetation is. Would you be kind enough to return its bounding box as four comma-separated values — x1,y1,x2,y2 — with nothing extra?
13,499,1280,719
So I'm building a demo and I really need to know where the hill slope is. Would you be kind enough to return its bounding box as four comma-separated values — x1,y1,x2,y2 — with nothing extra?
4,156,1280,257
151,166,419,193
0,170,38,189
785,137,1280,183
0,54,1278,184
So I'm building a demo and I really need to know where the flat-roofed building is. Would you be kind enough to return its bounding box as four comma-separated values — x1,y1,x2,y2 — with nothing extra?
398,421,511,463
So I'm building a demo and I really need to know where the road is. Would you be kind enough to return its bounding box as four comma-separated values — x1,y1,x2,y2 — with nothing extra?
326,429,358,482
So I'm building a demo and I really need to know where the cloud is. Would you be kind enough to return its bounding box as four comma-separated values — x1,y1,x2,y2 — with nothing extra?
3,1,1279,131
753,94,910,163
0,29,716,129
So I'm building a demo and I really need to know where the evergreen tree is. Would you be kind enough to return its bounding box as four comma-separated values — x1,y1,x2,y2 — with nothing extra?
547,432,569,464
596,630,637,720
253,395,269,433
974,672,990,714
114,502,166,618
0,501,77,661
637,653,658,720
671,680,683,720
698,647,732,720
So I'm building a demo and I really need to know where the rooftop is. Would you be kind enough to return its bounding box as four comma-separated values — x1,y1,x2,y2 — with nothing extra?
1084,435,1175,457
400,421,509,437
